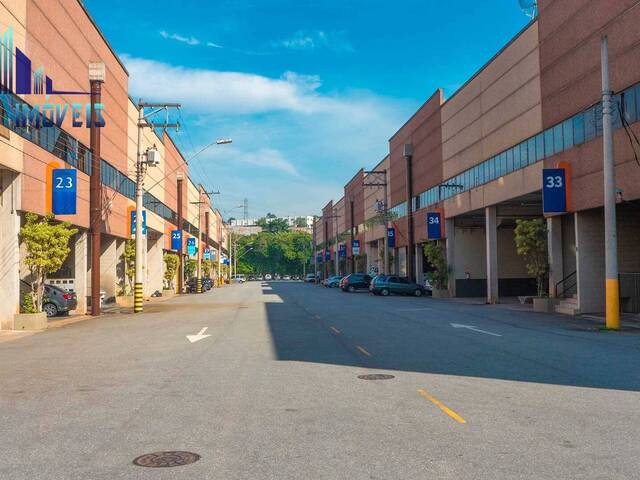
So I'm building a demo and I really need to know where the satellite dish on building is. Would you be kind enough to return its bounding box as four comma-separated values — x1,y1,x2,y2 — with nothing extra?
518,0,538,19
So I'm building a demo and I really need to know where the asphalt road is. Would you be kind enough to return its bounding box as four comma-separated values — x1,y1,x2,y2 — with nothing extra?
1,281,639,479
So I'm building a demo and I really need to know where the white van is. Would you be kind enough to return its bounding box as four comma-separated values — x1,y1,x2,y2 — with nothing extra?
232,274,246,284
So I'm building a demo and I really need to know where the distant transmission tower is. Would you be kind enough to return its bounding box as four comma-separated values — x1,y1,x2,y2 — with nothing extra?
243,198,248,224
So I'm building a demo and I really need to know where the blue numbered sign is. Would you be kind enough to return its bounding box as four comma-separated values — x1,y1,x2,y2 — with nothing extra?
130,210,147,237
351,239,360,255
387,227,395,248
52,169,77,215
187,237,197,256
171,230,182,251
427,212,442,240
543,168,567,213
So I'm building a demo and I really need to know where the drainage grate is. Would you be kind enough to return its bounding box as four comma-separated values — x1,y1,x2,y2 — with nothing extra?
357,374,395,380
133,451,200,468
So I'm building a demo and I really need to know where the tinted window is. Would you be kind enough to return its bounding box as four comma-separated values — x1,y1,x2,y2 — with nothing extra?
398,278,409,284
527,138,536,165
512,145,521,169
562,119,574,150
544,129,554,158
584,107,596,141
520,142,528,166
535,133,545,161
624,89,637,124
573,113,585,145
553,124,564,155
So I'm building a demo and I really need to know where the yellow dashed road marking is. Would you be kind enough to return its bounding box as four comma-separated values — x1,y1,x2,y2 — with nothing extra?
417,388,466,424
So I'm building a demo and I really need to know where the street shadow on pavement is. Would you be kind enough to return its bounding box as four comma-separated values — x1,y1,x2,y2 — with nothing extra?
262,282,640,392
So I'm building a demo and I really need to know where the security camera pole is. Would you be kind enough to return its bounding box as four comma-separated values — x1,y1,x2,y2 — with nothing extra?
134,99,181,313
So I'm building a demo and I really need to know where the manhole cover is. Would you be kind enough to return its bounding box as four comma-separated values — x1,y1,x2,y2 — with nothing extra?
133,451,200,468
357,374,395,380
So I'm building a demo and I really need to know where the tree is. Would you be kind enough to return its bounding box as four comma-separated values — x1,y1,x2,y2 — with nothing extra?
122,240,136,294
163,253,179,289
235,230,313,275
184,258,197,279
295,217,308,228
514,218,549,297
256,216,289,233
20,213,78,312
202,259,212,278
423,241,448,290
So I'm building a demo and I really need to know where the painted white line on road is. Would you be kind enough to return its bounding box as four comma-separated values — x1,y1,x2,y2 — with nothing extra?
330,326,341,334
356,345,372,357
186,327,211,343
450,323,502,337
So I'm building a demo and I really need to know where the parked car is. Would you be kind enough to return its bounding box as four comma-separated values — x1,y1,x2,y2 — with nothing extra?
231,274,246,283
341,273,373,292
324,275,343,288
43,284,77,317
264,274,273,280
186,277,212,293
304,273,316,283
282,275,291,280
370,275,426,297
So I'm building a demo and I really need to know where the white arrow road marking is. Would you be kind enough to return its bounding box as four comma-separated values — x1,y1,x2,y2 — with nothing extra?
450,323,502,337
186,327,211,343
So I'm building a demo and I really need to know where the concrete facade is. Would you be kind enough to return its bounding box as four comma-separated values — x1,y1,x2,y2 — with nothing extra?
315,8,640,315
0,1,230,329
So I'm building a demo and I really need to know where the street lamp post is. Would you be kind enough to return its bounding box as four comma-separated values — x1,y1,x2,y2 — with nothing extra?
133,100,180,313
88,62,105,316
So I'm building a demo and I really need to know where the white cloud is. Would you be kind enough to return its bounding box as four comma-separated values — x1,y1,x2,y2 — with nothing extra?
206,42,224,49
159,30,200,46
122,55,413,216
273,30,353,53
201,146,299,176
122,55,394,121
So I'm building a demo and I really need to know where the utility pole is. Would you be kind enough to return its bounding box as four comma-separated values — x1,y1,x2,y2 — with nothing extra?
190,196,206,294
363,169,389,275
601,36,620,330
404,144,415,282
88,62,105,316
217,214,222,285
312,215,317,283
177,173,184,293
334,208,339,276
134,99,180,313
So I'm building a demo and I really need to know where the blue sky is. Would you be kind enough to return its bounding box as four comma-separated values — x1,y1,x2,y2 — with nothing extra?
84,0,530,220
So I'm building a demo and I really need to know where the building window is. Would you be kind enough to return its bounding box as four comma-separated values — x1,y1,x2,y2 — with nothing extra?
513,145,521,170
623,89,637,124
553,124,564,155
527,137,536,165
562,119,574,150
584,106,597,141
573,113,585,145
544,128,554,158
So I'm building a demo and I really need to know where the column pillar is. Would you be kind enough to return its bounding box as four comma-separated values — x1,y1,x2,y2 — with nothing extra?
73,231,88,314
0,170,21,329
445,218,456,297
99,235,117,304
547,216,564,298
415,243,424,284
485,206,499,304
575,210,605,313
